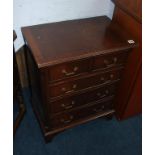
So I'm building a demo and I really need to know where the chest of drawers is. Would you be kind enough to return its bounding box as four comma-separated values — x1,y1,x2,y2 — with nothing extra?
22,16,137,142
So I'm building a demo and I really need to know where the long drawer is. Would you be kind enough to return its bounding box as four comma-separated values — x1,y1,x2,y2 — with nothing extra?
49,84,117,114
49,98,113,129
48,68,123,98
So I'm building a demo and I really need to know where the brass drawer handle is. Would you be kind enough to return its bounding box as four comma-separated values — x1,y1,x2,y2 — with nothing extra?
61,101,75,109
61,84,77,93
113,57,118,63
100,77,105,81
100,74,114,84
110,74,114,79
62,67,78,76
93,105,105,112
60,115,74,124
105,74,114,83
104,57,118,67
97,93,106,98
97,90,109,98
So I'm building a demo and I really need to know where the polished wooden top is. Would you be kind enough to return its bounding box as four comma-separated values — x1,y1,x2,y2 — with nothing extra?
22,16,137,68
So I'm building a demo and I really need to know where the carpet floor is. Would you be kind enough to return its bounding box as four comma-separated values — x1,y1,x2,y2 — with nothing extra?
14,88,142,155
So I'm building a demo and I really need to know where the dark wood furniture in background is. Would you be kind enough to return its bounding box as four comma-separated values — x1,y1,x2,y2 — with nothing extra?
13,31,26,135
22,16,137,142
112,0,142,120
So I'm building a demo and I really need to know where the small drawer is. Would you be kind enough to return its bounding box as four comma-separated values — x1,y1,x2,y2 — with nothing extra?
49,84,116,114
48,68,122,98
48,59,90,82
49,99,113,129
93,51,128,71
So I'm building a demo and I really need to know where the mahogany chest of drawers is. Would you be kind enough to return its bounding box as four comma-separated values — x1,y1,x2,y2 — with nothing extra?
22,16,137,142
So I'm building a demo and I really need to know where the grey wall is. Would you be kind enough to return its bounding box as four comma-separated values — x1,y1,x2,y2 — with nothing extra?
13,0,114,51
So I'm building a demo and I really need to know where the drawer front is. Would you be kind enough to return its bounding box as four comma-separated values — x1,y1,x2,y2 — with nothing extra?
48,59,90,82
49,84,116,114
49,99,113,129
93,51,128,71
49,69,122,98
